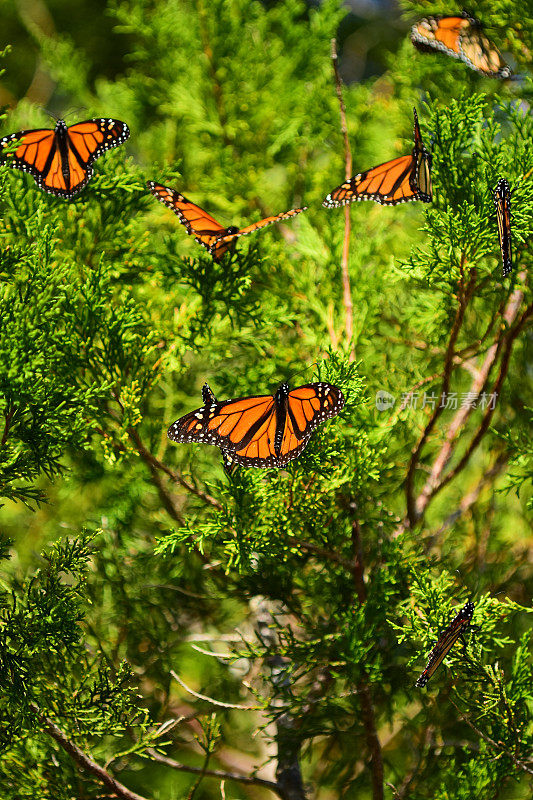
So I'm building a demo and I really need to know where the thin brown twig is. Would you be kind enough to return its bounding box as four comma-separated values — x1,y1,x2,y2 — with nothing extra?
41,714,150,800
1,406,14,447
146,748,283,795
331,38,354,359
394,275,528,538
413,287,529,517
429,451,508,539
430,300,532,500
450,703,533,777
171,670,261,711
405,264,477,526
387,372,441,425
128,427,222,509
287,535,354,570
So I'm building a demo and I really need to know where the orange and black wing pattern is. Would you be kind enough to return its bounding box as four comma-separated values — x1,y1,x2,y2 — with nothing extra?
415,600,475,688
168,381,345,468
493,178,512,277
147,181,228,257
201,383,238,476
212,208,308,261
411,13,511,79
323,109,432,207
0,118,129,199
147,181,307,262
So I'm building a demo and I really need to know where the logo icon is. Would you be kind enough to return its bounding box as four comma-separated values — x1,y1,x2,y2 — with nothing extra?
375,390,395,411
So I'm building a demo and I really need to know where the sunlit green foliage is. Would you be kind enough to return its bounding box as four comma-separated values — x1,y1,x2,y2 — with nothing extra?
0,1,532,799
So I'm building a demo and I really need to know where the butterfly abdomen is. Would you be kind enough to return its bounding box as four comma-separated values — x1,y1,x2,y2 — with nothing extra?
273,383,290,456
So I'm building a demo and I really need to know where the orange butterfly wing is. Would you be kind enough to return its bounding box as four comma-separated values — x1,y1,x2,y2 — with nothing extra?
148,181,307,262
411,15,466,57
147,181,227,255
168,394,278,464
411,14,511,78
323,109,431,207
168,382,344,469
0,128,57,190
212,208,308,261
0,118,129,199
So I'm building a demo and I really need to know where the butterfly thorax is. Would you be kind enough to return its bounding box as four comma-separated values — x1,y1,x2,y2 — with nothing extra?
224,226,240,235
54,120,71,181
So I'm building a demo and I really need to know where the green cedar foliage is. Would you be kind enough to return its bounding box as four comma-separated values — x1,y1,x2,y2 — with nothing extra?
0,1,532,799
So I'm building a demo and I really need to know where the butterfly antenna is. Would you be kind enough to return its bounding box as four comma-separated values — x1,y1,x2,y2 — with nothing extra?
63,107,86,121
286,362,317,386
43,108,60,122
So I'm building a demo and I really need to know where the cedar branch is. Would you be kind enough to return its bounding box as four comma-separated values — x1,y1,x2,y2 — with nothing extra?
41,715,150,800
146,748,282,796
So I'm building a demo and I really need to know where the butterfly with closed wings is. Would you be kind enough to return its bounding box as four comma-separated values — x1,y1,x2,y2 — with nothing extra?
493,178,512,278
147,181,307,262
168,381,345,468
0,118,130,199
411,11,512,79
415,600,475,688
323,108,432,208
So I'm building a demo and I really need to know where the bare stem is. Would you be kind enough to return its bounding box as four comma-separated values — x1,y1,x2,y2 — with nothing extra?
331,38,354,358
128,427,222,510
395,274,528,538
146,749,283,795
1,406,14,447
413,288,529,517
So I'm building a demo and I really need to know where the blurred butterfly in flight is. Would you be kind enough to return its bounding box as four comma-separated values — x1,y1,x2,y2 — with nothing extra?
147,181,307,261
0,118,130,199
493,178,512,277
415,600,475,688
323,108,432,208
168,381,345,468
410,11,512,79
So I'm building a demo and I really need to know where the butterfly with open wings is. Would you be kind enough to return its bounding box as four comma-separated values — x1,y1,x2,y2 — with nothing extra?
168,381,345,468
323,108,432,208
147,181,307,261
0,118,130,199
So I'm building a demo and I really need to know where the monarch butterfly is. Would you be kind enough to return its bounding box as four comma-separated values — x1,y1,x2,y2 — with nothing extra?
147,181,307,262
493,178,512,277
415,600,475,688
410,12,512,79
201,383,238,476
168,381,345,468
0,118,130,199
322,108,432,208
